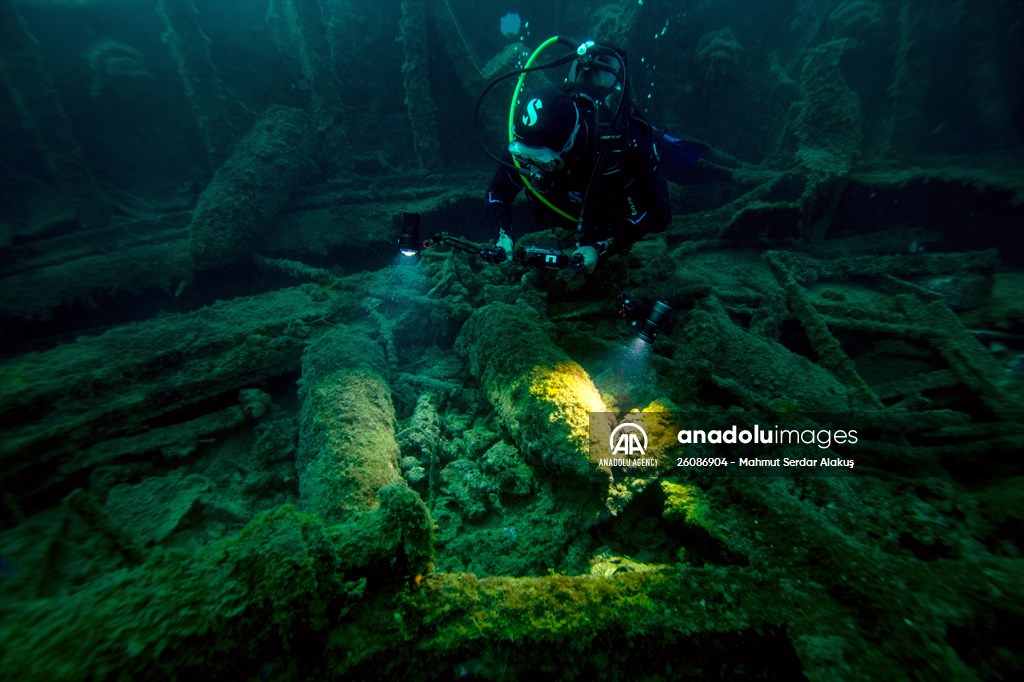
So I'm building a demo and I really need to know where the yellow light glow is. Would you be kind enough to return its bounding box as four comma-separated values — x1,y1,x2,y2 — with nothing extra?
528,361,607,448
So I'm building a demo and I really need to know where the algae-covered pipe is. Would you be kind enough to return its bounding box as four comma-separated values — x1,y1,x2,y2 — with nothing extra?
296,326,404,522
398,0,440,170
0,503,431,680
296,326,433,575
456,301,607,479
188,105,315,269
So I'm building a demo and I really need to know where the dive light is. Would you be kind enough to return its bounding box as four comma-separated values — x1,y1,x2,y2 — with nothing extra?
617,293,671,343
399,212,421,256
637,300,671,344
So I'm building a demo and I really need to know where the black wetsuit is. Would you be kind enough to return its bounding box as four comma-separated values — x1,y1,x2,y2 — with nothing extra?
485,101,671,262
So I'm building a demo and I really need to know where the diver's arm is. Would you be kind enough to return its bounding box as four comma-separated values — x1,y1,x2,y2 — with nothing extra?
575,160,670,266
485,166,523,237
604,168,671,258
485,165,523,260
571,178,610,274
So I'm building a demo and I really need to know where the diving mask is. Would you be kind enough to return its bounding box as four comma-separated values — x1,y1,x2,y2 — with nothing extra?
509,140,565,174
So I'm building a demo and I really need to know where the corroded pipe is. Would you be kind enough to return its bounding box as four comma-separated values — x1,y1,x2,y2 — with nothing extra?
297,327,403,520
456,301,607,479
188,105,315,269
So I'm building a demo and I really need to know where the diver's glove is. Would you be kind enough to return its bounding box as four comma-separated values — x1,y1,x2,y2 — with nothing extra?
572,245,599,274
496,230,514,262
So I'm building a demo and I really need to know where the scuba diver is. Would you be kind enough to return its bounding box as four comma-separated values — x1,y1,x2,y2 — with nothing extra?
478,38,702,275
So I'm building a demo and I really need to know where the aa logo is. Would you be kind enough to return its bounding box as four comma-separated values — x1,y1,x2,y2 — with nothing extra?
609,422,648,456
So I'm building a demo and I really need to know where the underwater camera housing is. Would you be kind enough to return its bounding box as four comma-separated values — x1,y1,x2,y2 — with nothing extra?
515,244,568,270
514,241,587,275
617,292,672,343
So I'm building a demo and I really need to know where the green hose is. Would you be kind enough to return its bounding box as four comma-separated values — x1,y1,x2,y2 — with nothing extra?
509,36,577,223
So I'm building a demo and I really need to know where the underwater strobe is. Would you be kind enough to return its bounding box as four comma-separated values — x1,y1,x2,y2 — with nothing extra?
399,212,422,257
